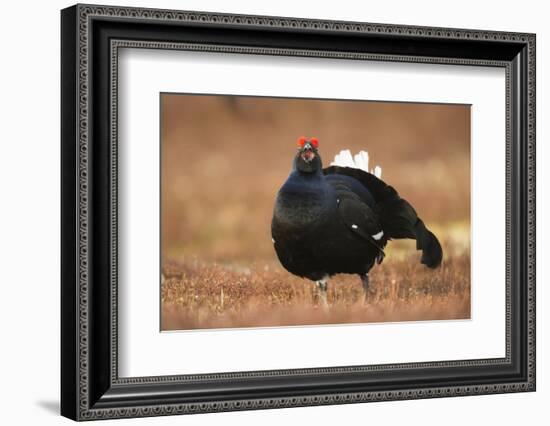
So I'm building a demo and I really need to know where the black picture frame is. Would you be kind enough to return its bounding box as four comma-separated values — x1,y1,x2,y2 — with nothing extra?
61,3,536,421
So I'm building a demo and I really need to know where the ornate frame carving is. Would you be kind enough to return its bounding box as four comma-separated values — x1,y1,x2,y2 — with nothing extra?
61,4,535,420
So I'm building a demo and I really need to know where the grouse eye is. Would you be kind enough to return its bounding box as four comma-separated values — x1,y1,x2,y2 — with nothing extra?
297,136,307,148
310,137,319,149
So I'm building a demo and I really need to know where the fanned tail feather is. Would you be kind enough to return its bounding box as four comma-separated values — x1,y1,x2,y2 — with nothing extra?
376,197,443,269
414,220,443,268
353,151,369,172
331,149,382,178
324,160,443,269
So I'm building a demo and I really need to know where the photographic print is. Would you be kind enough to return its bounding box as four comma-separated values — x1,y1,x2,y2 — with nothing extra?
61,6,535,418
160,94,471,331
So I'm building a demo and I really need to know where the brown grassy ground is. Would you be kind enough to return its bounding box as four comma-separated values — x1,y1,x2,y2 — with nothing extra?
161,238,470,330
160,95,471,330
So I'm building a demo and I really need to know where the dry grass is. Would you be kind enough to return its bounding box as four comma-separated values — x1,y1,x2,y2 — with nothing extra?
161,244,470,330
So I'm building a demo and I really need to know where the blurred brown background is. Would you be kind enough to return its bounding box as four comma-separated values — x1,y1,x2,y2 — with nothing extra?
161,94,470,264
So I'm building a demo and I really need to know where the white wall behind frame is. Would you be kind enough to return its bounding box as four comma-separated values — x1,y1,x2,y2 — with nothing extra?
0,0,546,426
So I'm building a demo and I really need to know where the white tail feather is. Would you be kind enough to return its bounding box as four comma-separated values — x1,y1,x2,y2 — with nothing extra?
333,149,354,168
331,149,382,178
353,151,369,172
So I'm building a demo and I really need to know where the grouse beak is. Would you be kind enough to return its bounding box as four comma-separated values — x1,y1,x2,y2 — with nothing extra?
300,142,316,163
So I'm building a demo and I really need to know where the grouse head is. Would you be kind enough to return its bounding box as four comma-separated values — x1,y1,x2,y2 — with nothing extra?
294,136,322,174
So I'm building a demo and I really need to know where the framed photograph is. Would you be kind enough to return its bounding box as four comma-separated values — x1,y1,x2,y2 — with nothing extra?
61,4,536,421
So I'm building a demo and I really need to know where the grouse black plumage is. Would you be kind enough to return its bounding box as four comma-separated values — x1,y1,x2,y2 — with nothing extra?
271,137,442,304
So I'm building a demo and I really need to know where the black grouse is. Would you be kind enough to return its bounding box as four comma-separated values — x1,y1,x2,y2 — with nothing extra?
271,137,443,305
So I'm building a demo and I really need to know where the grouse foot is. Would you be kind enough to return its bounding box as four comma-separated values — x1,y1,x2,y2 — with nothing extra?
314,276,329,308
361,274,370,304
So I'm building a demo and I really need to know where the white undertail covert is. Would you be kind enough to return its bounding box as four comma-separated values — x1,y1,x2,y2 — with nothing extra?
330,149,382,178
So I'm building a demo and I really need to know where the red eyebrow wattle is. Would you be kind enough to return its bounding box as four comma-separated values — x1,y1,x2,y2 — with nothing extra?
297,136,319,148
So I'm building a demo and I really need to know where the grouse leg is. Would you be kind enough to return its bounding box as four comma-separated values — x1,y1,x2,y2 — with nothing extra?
361,274,370,303
315,276,329,308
